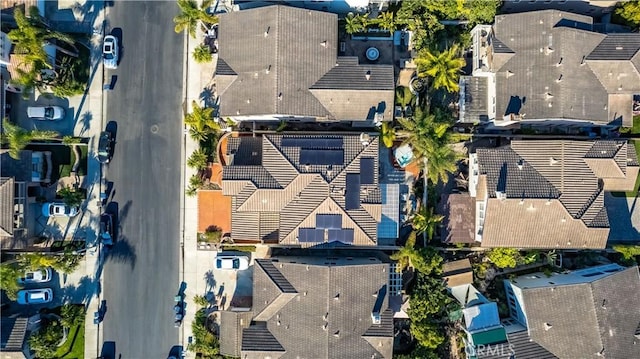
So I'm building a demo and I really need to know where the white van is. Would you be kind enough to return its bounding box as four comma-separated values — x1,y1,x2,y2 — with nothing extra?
27,106,65,120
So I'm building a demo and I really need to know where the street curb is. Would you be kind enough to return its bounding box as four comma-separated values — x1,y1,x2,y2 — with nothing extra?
179,28,189,352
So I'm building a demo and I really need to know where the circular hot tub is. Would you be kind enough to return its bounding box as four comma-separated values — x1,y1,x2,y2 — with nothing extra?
366,47,380,61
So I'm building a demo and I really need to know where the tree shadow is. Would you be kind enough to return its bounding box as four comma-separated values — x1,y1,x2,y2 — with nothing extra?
78,111,93,136
104,236,137,270
204,270,216,293
199,85,217,109
61,274,98,305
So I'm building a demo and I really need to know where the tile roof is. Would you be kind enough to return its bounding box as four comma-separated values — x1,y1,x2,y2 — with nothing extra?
442,259,474,288
216,5,394,121
477,330,557,359
439,193,476,244
0,316,27,352
223,134,382,246
219,310,253,358
476,140,638,248
520,266,640,359
0,178,15,238
242,257,393,359
485,10,640,125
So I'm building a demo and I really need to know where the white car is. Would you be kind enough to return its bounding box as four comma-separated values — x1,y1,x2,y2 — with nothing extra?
27,106,65,120
17,268,52,284
42,202,79,217
215,255,249,270
16,288,53,305
103,35,119,69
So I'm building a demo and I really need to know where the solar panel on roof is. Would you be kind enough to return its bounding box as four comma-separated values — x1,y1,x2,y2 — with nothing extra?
328,229,354,243
298,228,325,242
281,138,342,149
300,149,344,166
316,214,342,229
360,157,375,184
345,173,361,210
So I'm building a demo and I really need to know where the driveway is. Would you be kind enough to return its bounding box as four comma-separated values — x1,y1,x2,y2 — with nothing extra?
12,94,76,135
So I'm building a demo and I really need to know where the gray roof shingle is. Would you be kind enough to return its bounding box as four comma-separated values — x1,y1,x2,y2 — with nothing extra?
242,257,393,359
521,266,640,359
223,135,382,245
586,34,640,60
216,6,394,121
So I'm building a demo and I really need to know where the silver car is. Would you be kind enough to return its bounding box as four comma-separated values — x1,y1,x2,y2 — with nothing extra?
17,268,52,284
42,202,79,217
103,35,119,69
215,255,249,270
16,288,53,305
27,106,65,120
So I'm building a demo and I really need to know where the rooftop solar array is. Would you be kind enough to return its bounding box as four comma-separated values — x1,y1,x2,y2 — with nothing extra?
360,157,375,184
281,138,343,149
328,229,354,243
378,184,400,239
300,149,344,165
316,214,342,229
345,173,361,210
298,228,325,242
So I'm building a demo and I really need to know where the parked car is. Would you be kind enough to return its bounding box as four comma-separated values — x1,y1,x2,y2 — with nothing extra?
98,131,114,164
103,35,119,69
100,213,114,246
42,202,79,217
215,255,249,270
27,106,65,120
16,288,53,305
17,268,52,284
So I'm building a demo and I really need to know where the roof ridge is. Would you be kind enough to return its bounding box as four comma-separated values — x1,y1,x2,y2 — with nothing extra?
274,6,281,114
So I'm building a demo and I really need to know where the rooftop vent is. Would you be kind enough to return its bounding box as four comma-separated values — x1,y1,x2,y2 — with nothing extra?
321,40,327,48
545,93,553,100
549,157,558,165
264,26,270,37
556,74,563,83
506,70,514,78
265,65,271,74
334,331,340,338
322,323,328,331
544,46,554,55
615,46,623,50
556,57,563,66
365,70,371,81
544,323,553,331
278,92,283,101
517,159,524,170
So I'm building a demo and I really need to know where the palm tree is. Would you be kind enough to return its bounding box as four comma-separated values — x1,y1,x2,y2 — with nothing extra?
375,11,396,32
174,0,218,38
345,13,368,34
379,122,396,148
192,44,212,63
187,149,209,170
411,206,444,246
184,101,220,142
425,144,457,184
9,7,77,60
2,119,58,159
415,44,465,93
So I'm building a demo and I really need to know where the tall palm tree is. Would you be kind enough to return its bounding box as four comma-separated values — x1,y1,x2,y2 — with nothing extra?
2,120,59,159
174,0,218,38
411,206,444,246
184,100,220,142
415,44,465,93
375,11,396,32
379,122,396,148
9,7,77,60
425,144,457,184
192,44,212,63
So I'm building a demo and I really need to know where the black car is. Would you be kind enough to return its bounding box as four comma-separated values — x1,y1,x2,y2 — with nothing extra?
97,131,114,164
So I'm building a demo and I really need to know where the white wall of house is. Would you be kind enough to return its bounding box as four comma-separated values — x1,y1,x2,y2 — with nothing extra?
503,279,528,328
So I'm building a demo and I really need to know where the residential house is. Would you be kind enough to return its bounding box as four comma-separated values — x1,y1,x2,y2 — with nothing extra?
1,149,52,250
219,256,394,359
468,140,639,249
222,134,386,246
438,193,476,245
442,260,508,359
460,10,640,128
215,5,395,124
0,316,28,359
499,264,640,359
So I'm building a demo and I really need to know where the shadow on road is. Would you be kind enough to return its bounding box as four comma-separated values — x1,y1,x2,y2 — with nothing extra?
104,236,137,270
100,341,116,359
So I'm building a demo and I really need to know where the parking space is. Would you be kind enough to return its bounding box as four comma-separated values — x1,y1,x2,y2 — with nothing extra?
10,92,76,136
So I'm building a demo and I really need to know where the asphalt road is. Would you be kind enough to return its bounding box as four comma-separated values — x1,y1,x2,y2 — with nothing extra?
101,2,184,357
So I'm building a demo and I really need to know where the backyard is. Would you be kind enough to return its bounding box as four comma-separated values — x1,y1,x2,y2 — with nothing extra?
26,144,88,182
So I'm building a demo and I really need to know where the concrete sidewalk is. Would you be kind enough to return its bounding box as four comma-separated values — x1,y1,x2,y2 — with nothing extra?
180,25,217,358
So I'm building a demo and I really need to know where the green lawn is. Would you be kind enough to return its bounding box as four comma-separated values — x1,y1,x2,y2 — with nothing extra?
620,115,640,135
26,144,88,181
54,322,85,359
59,145,88,178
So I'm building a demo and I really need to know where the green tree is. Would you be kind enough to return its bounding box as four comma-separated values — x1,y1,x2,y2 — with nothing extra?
415,44,465,93
193,44,213,63
188,309,220,358
375,11,396,32
18,250,82,274
465,0,501,27
411,321,446,349
379,122,395,148
487,247,522,269
29,319,63,359
395,86,413,107
425,144,457,184
61,303,85,328
613,244,640,261
411,206,444,243
615,0,640,29
174,0,218,38
187,149,209,170
2,119,58,159
57,186,84,207
392,244,443,275
0,264,23,301
193,294,210,307
345,13,368,34
184,101,219,142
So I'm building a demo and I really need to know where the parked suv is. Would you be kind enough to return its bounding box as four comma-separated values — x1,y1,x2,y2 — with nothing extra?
27,106,65,120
